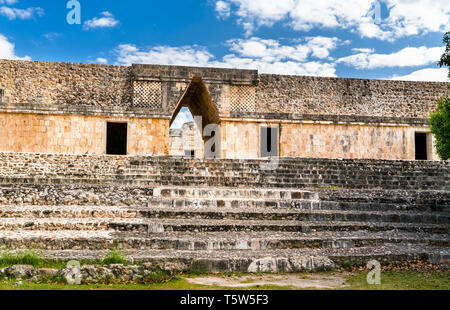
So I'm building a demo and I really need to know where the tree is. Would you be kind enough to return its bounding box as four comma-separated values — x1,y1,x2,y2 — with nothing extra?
429,97,450,160
430,33,450,161
439,32,450,78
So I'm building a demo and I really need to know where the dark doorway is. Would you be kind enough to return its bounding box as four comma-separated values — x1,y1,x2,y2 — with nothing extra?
107,122,127,155
415,133,427,160
260,127,279,158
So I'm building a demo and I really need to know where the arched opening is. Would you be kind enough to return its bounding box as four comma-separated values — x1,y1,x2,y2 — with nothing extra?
170,107,204,158
169,77,221,159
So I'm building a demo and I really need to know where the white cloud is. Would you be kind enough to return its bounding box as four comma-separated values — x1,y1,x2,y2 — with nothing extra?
217,0,450,40
390,68,449,82
115,37,340,77
351,48,375,54
171,108,194,129
0,6,43,20
337,46,445,69
0,33,30,60
83,11,119,30
116,44,214,67
96,58,108,64
215,1,231,19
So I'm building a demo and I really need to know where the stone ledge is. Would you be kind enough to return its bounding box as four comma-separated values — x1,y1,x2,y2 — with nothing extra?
132,64,259,86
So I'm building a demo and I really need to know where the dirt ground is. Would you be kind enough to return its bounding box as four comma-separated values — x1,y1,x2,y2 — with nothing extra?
185,273,349,289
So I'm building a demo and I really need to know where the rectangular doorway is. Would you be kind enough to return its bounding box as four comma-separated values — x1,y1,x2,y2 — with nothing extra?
415,132,428,160
107,122,127,155
260,126,279,158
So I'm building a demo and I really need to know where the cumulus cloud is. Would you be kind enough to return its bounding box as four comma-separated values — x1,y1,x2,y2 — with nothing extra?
96,57,108,64
83,11,119,30
0,6,43,20
115,37,341,77
216,0,450,40
337,46,445,69
215,1,231,19
0,0,18,4
0,33,30,60
116,44,214,67
390,68,450,82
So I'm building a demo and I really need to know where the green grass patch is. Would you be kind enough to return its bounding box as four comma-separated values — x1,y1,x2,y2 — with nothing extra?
0,251,65,269
0,277,296,291
344,270,450,290
100,249,127,266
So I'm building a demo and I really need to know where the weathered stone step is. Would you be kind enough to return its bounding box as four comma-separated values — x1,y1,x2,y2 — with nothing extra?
152,187,319,200
149,198,316,209
1,175,449,193
31,245,450,273
0,230,447,251
149,197,450,215
0,218,446,233
1,206,448,224
300,201,450,213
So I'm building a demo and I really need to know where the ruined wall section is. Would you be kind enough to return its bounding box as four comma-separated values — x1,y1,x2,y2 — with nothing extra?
253,74,449,124
0,60,140,117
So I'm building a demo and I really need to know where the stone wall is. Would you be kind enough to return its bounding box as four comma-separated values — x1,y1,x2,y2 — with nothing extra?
220,121,438,160
0,112,169,155
255,74,449,119
169,122,204,158
0,60,135,116
0,153,448,190
0,59,448,159
1,60,447,121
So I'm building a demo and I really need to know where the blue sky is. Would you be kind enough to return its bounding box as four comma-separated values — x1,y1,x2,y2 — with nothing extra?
0,0,449,127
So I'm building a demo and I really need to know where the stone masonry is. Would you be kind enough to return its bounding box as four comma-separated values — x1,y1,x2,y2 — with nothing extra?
0,59,448,159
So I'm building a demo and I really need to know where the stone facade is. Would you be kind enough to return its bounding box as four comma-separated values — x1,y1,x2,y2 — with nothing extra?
0,59,448,160
169,122,204,158
0,113,169,155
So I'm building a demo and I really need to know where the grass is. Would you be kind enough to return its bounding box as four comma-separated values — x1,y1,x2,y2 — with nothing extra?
0,253,447,290
0,251,66,269
100,249,127,265
344,270,450,290
0,270,448,290
0,277,296,290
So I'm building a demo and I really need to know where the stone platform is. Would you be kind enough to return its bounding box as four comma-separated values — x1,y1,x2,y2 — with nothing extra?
0,153,448,272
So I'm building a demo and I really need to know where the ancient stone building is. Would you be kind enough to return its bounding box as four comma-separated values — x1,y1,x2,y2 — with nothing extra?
169,122,204,158
0,59,448,273
0,59,448,160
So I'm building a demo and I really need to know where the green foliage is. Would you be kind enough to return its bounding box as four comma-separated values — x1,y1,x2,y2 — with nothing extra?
439,32,450,78
100,249,127,265
429,97,450,160
0,251,64,269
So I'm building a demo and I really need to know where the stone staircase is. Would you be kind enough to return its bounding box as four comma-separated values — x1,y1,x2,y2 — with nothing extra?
0,153,448,272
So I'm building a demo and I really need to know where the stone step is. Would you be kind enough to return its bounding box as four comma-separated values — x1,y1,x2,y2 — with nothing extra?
149,197,450,214
1,206,448,224
0,218,446,233
0,230,447,251
299,201,450,213
152,187,319,200
149,198,316,209
0,175,448,192
27,245,450,273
